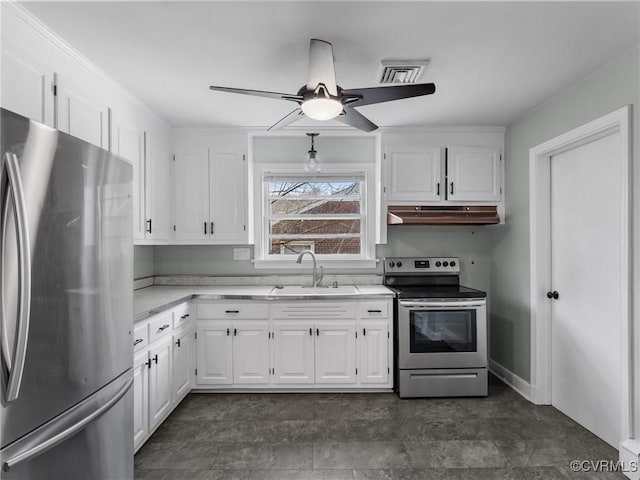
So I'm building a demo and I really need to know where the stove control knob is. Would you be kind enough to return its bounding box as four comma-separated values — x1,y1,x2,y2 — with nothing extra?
435,261,442,267
443,261,449,267
450,261,456,267
396,261,403,268
389,261,395,268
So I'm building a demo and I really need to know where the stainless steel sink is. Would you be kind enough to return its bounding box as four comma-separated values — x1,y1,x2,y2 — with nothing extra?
269,285,360,296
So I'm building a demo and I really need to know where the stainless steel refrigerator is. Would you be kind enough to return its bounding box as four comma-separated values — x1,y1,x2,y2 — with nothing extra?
0,108,134,479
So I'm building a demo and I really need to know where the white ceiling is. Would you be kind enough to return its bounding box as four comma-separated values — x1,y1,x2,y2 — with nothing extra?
21,1,640,129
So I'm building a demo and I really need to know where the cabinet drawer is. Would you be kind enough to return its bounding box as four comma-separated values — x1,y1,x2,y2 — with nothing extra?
198,302,268,319
148,311,173,343
173,303,192,329
358,302,389,318
133,323,148,351
271,302,356,319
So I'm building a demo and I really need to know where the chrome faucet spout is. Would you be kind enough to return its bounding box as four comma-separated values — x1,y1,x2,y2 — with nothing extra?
295,250,322,287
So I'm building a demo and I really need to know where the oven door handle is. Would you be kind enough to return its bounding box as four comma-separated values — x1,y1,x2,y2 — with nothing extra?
399,300,485,309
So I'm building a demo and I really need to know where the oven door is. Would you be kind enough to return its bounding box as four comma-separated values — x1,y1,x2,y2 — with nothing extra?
397,300,487,369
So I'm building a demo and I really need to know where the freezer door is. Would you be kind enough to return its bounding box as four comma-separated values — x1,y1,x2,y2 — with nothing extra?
0,369,133,479
1,109,133,446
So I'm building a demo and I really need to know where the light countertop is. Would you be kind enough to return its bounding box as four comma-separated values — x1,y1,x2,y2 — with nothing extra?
134,285,395,322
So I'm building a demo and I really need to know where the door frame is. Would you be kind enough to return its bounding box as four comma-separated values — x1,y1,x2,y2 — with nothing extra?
528,106,631,440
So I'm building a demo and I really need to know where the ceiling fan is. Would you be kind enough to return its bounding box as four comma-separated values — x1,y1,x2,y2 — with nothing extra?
209,39,436,132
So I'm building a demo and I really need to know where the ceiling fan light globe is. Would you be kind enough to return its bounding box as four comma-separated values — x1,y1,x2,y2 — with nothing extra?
301,98,342,121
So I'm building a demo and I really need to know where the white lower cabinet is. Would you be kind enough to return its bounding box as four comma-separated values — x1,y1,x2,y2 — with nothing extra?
172,325,194,402
196,321,233,385
233,321,270,384
358,320,390,384
195,299,392,390
148,335,172,431
315,321,357,384
272,321,315,384
133,350,149,452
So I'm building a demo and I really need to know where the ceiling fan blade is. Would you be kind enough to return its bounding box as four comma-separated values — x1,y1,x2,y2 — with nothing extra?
209,85,302,102
335,107,378,132
267,108,305,131
342,83,436,107
306,39,338,96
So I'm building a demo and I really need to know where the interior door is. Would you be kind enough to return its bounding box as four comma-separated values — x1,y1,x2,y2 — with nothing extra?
550,130,623,447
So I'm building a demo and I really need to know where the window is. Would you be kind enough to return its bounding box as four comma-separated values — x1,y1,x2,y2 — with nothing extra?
265,176,365,257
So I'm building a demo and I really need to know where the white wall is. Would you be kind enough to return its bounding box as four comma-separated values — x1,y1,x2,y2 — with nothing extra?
490,46,639,436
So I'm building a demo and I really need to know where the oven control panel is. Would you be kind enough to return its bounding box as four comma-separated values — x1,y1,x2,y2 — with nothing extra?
384,257,460,274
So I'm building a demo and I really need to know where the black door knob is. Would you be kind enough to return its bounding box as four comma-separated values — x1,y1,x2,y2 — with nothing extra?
546,291,559,300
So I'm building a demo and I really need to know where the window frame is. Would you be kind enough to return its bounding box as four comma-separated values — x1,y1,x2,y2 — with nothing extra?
253,164,377,269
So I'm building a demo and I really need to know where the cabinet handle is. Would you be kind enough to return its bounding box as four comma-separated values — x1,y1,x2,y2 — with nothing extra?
363,328,366,336
450,182,454,195
211,222,215,234
145,358,152,369
367,309,382,313
316,328,319,337
157,324,170,332
233,328,237,336
204,222,207,235
225,310,239,314
309,328,312,336
146,219,152,234
153,354,158,364
134,338,143,346
436,182,440,196
226,328,230,336
175,339,181,347
180,313,190,320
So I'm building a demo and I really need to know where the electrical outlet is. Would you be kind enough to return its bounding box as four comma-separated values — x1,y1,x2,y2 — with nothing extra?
233,248,251,261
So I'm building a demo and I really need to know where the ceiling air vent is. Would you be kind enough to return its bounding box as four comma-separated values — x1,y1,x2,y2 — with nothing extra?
378,59,430,84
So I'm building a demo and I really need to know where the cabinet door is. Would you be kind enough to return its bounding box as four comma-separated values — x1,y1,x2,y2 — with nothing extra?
196,321,233,385
1,48,52,125
172,326,193,403
386,149,442,202
358,320,389,384
174,149,210,241
446,146,501,201
210,152,247,243
148,335,172,432
144,133,172,241
56,74,108,148
272,321,314,384
232,320,270,384
315,321,357,384
133,350,149,452
111,112,145,241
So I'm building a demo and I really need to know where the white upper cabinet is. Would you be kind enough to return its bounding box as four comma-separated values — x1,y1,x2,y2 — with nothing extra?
144,133,172,242
55,74,108,148
111,110,146,241
173,146,247,244
446,146,501,201
174,148,210,241
1,48,52,125
386,149,442,202
210,152,247,243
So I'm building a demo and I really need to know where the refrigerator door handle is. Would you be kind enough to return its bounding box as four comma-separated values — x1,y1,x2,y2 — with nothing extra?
0,370,133,472
1,152,32,403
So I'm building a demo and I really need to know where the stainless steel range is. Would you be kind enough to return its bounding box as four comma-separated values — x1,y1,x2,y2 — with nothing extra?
384,257,488,398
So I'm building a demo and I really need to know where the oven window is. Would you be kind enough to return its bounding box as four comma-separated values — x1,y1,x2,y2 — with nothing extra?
409,310,477,353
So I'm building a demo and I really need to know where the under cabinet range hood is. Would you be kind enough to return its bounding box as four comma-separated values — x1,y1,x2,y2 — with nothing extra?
387,205,500,225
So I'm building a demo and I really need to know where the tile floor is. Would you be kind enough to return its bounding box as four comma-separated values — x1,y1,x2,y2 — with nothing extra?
135,376,624,479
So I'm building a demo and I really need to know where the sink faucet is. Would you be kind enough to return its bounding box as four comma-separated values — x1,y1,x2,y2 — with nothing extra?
295,250,324,287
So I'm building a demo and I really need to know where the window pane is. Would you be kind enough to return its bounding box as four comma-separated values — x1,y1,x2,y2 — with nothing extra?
270,199,360,216
270,219,361,236
269,181,360,197
271,237,361,255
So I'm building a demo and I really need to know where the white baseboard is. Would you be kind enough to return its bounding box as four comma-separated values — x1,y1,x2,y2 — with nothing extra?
620,440,640,480
488,359,532,401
